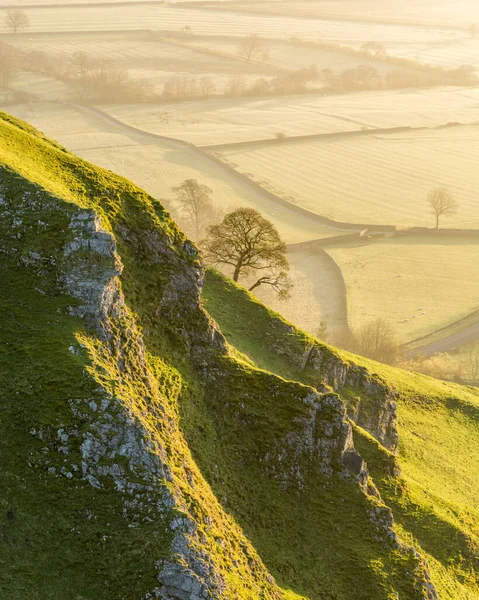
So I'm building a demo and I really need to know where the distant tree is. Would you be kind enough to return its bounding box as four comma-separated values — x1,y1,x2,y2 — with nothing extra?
252,76,270,95
225,73,246,97
182,25,193,35
199,76,215,97
316,321,329,341
356,318,402,365
238,34,267,62
0,40,17,86
360,42,387,59
469,23,477,37
172,179,215,241
319,68,334,83
426,187,458,229
464,340,479,379
405,352,464,382
70,51,96,76
202,207,292,298
5,9,30,34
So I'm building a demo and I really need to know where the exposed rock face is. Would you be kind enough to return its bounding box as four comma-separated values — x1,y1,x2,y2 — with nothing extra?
308,347,399,451
113,223,365,486
60,209,230,599
265,326,399,452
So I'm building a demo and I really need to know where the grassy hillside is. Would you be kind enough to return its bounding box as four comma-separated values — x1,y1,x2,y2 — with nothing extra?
203,269,479,599
0,110,453,599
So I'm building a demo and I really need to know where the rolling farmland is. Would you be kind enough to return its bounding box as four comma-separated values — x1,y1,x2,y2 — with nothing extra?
0,3,460,54
214,124,479,228
327,236,479,341
101,86,479,146
224,0,479,28
11,31,275,78
183,36,413,74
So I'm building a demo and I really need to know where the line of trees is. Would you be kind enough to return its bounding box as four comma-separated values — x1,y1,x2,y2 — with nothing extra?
0,43,155,102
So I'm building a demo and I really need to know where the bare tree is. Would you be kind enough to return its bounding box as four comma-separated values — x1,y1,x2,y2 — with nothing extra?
316,321,329,342
426,187,458,229
172,179,215,241
469,23,477,37
464,340,479,379
360,42,387,59
225,73,246,97
199,76,215,98
70,51,96,76
356,318,402,365
0,40,17,86
202,207,292,298
238,34,267,62
5,9,30,34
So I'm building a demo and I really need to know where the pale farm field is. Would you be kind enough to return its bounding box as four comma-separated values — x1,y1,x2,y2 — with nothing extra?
10,32,274,77
398,36,479,69
228,0,479,29
327,237,479,342
184,37,409,74
11,71,76,101
100,86,479,146
215,124,479,228
2,101,337,243
0,4,458,55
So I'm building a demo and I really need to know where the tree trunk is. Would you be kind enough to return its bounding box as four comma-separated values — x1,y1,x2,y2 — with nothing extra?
435,214,439,229
233,262,242,282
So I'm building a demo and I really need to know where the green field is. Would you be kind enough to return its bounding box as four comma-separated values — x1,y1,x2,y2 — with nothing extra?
327,236,479,341
215,124,479,228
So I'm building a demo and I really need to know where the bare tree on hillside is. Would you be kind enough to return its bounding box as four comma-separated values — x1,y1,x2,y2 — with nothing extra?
356,318,402,364
202,207,292,298
238,34,267,62
5,9,30,34
333,319,401,365
172,179,216,241
426,187,458,229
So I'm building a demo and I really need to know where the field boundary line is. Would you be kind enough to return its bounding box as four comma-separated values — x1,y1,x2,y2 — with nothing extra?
199,125,426,151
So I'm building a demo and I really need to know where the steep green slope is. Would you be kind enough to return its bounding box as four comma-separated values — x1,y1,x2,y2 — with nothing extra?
0,111,439,599
203,269,479,600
